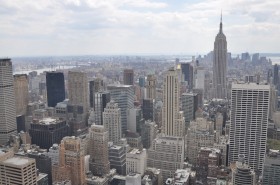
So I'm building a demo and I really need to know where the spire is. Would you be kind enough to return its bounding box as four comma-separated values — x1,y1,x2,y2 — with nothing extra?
219,10,223,33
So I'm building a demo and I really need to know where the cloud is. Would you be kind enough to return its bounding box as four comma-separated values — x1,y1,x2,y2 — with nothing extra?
0,0,279,56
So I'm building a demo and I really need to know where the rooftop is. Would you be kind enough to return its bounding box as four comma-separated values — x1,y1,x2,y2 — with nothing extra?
1,156,34,167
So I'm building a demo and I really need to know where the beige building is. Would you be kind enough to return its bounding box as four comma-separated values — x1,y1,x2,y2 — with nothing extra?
126,148,147,175
162,68,185,137
89,125,110,176
123,69,134,85
0,156,37,185
14,74,29,115
146,74,156,100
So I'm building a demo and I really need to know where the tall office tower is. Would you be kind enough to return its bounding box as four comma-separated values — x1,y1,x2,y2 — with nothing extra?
109,145,126,175
126,148,147,175
89,125,110,176
252,53,260,64
147,136,184,181
68,71,89,111
139,76,145,88
162,68,185,137
29,118,69,149
263,150,280,185
107,84,134,133
89,78,104,108
123,69,134,85
128,108,144,134
181,62,193,89
142,99,154,121
14,74,28,115
46,72,65,107
229,83,270,173
94,92,110,125
146,74,156,100
273,64,279,88
103,101,122,144
141,120,158,149
0,156,37,185
231,155,256,185
212,15,228,99
181,93,197,129
52,136,85,185
0,59,17,145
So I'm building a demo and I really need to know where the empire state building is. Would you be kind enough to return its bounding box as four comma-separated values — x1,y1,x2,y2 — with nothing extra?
212,14,227,99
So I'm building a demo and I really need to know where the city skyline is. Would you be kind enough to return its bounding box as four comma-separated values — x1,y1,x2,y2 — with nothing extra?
1,0,280,56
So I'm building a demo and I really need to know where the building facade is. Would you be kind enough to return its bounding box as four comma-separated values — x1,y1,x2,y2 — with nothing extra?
46,72,65,107
14,74,29,115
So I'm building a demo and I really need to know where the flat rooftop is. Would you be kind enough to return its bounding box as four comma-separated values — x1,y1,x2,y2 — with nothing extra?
1,156,34,167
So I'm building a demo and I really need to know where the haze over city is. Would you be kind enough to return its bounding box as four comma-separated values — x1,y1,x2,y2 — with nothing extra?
1,0,280,56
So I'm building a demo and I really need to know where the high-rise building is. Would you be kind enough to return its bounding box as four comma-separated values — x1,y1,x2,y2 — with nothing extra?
123,69,134,85
0,156,37,185
263,150,280,185
107,84,134,133
89,125,110,176
212,15,227,99
89,78,104,108
68,71,89,111
147,136,184,181
181,93,197,129
94,92,110,125
229,83,270,172
273,64,279,89
126,148,147,175
141,120,158,149
128,108,144,134
146,74,156,100
46,72,65,107
231,155,256,185
0,58,17,145
14,74,28,115
139,76,145,88
109,145,126,175
103,101,122,144
181,63,193,89
162,68,185,137
29,117,69,149
142,99,154,121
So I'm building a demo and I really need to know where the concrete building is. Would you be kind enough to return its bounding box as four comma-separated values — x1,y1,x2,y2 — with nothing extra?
123,69,134,85
47,144,60,165
126,173,141,185
89,78,104,108
231,155,256,185
229,83,270,172
94,92,111,125
68,71,89,112
212,15,227,99
147,136,184,181
126,148,147,175
107,84,134,133
103,101,122,144
0,59,17,145
162,68,185,137
142,168,163,185
14,74,29,115
109,145,126,175
29,117,69,149
46,72,66,107
146,74,156,100
142,99,154,121
165,168,195,185
0,156,37,185
181,93,197,129
263,150,280,185
89,125,110,176
52,136,85,185
181,62,193,90
128,108,144,134
141,120,158,149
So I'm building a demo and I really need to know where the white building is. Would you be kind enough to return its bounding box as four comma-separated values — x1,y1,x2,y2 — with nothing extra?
229,82,270,173
103,101,122,144
47,143,60,165
126,148,147,176
126,173,141,185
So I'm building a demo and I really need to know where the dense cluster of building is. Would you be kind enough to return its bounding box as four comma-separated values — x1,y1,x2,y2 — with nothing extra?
1,16,280,185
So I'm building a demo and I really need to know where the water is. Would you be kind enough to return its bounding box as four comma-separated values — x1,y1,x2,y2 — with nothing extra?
13,65,76,75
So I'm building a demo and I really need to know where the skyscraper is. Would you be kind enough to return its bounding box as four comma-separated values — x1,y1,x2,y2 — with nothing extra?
103,101,122,144
212,14,227,99
94,92,110,125
181,63,193,89
46,72,65,107
14,74,28,115
146,74,156,100
89,78,104,108
107,84,134,133
123,69,134,85
229,82,270,173
89,125,110,176
0,58,17,145
68,71,89,111
162,68,185,137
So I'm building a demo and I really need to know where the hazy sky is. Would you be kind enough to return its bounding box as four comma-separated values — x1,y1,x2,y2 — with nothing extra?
0,0,279,56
